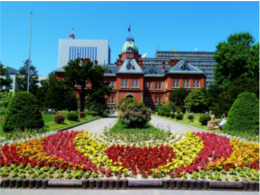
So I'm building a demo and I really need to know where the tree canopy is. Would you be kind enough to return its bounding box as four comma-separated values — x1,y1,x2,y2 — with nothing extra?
16,59,39,95
169,88,189,109
184,88,209,113
63,59,111,112
213,32,259,90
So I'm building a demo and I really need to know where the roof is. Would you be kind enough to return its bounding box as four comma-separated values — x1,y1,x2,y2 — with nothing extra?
168,60,205,74
121,38,139,53
54,59,204,76
117,58,143,74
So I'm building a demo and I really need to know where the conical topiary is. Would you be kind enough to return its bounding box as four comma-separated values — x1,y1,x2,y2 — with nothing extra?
223,91,259,134
2,92,44,132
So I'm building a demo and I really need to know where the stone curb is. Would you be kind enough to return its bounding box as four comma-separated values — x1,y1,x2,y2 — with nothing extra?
0,179,259,191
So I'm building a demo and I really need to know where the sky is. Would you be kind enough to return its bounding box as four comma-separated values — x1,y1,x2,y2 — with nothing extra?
1,1,259,76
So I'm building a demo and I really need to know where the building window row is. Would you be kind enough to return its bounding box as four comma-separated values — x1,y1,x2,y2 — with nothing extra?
107,96,114,103
173,80,200,88
121,80,128,87
155,83,162,90
132,80,139,88
145,97,152,105
109,82,115,89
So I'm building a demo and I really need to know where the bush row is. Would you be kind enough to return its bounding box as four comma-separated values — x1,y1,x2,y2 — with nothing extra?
54,111,98,124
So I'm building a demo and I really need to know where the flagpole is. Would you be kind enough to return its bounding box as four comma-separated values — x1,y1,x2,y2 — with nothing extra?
27,12,32,92
130,23,131,38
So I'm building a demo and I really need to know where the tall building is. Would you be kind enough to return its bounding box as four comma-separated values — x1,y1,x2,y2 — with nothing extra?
58,29,111,68
143,50,216,88
55,37,206,110
0,66,19,92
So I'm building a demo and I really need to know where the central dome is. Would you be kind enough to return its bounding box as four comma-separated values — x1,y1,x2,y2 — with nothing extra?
121,38,139,53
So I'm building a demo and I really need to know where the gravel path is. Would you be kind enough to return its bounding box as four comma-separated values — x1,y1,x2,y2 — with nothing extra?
150,115,208,134
67,113,118,133
67,112,209,135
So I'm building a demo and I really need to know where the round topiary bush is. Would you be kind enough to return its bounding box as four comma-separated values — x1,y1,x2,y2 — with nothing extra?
187,114,194,122
176,113,184,120
54,114,65,124
2,92,44,132
80,112,86,118
119,102,151,127
199,114,211,125
161,112,165,116
67,112,78,121
165,112,170,117
91,111,97,116
170,113,175,118
223,92,259,134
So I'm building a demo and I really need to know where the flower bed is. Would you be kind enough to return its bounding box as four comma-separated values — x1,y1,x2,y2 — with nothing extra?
0,130,259,181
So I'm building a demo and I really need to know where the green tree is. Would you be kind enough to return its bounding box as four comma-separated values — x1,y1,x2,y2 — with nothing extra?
16,59,39,95
207,84,222,105
169,88,189,110
213,32,259,90
2,92,44,132
0,62,12,88
223,92,259,134
65,92,78,112
35,80,48,109
43,72,66,110
63,59,111,112
0,91,14,115
184,88,209,113
209,75,259,118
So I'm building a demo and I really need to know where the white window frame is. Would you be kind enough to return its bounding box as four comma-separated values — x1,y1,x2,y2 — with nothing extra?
197,80,200,88
155,97,158,105
155,83,158,89
193,81,196,88
122,80,124,87
111,97,114,103
187,80,190,88
132,80,135,87
125,80,128,87
173,80,176,88
183,80,186,88
159,83,161,89
149,83,151,89
177,80,179,88
135,80,138,87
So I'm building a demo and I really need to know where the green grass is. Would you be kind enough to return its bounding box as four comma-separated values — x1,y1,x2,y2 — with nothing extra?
0,111,105,138
107,120,166,134
153,114,222,134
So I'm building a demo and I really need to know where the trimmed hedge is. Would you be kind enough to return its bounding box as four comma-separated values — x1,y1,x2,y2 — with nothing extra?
67,112,78,121
187,114,194,122
223,92,259,134
199,114,211,125
2,92,44,132
91,111,97,116
54,114,65,124
165,112,170,117
170,113,175,119
176,113,184,120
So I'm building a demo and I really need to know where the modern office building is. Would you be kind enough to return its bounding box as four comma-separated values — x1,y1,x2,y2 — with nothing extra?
142,50,216,88
55,37,206,110
58,29,111,68
0,66,19,92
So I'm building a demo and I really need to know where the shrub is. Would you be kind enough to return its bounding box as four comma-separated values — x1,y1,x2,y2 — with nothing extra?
91,111,97,116
187,114,194,122
199,114,211,125
161,112,165,116
176,106,182,114
151,111,155,114
165,112,170,117
158,105,172,113
176,113,184,120
2,92,44,132
79,112,86,118
223,92,259,134
98,111,104,116
119,102,151,127
157,111,161,115
105,110,111,114
67,112,78,121
54,114,65,124
170,113,175,118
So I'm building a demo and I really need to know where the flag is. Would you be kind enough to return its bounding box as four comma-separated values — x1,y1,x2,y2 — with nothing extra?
128,25,131,32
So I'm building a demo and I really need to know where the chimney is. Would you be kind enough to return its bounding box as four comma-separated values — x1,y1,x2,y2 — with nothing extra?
169,58,180,67
94,60,98,66
162,61,166,73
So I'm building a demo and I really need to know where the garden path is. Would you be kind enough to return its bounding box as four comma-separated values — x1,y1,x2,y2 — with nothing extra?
67,112,118,133
150,115,208,134
1,189,257,195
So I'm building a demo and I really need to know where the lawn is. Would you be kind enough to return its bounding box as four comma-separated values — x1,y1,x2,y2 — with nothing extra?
152,113,223,134
0,111,105,138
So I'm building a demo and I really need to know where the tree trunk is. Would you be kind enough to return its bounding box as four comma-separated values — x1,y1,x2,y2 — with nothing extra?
79,92,85,112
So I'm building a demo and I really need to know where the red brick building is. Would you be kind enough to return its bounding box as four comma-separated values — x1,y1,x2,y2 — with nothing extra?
55,37,206,110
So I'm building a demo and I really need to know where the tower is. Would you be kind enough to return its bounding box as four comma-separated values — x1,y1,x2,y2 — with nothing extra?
69,28,75,39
